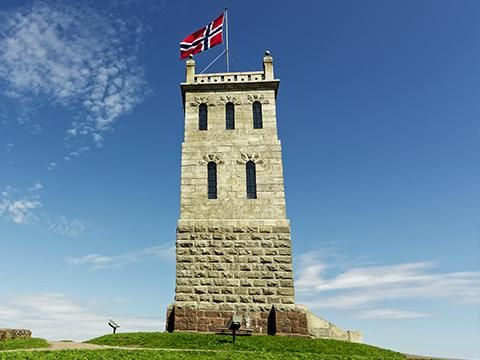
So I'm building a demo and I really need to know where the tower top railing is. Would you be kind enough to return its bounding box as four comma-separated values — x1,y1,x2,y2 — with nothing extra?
184,51,275,84
192,71,265,84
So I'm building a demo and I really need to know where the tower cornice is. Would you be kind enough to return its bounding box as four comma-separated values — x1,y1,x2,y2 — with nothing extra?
181,78,279,106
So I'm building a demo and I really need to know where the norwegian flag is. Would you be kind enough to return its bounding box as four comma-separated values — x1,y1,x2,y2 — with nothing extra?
180,13,224,60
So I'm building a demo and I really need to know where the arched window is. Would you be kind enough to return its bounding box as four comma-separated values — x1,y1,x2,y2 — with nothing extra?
253,101,263,129
246,161,257,199
226,102,235,130
207,162,217,199
199,103,208,130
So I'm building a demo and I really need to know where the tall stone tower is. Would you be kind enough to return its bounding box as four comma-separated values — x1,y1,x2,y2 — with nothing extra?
167,52,361,341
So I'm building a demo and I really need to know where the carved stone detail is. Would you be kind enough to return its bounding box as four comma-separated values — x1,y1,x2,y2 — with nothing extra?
190,96,214,107
237,152,264,167
247,94,269,104
217,95,241,105
201,153,224,165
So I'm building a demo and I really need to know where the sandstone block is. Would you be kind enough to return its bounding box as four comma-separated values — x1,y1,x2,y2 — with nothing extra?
278,288,294,296
274,256,290,263
263,288,276,295
177,226,191,233
253,296,267,303
272,226,290,233
194,287,208,294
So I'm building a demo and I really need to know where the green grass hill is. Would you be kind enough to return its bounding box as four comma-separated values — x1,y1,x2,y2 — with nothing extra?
0,332,442,359
86,332,405,359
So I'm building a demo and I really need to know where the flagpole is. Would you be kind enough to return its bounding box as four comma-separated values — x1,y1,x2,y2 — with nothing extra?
225,8,229,72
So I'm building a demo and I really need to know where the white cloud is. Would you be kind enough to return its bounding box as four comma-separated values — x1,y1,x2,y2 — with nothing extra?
355,308,431,320
64,146,90,161
48,215,85,237
46,162,56,170
0,293,164,341
0,184,42,225
295,251,480,319
0,183,86,237
30,182,43,191
0,1,146,149
5,143,14,152
67,244,175,271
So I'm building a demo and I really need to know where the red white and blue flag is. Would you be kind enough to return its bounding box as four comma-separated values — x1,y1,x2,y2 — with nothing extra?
180,13,224,60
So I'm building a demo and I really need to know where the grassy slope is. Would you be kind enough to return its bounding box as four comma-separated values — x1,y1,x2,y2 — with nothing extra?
0,338,49,351
86,332,405,359
0,349,388,359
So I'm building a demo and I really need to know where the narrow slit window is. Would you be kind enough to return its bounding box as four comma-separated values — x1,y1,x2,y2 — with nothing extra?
207,162,217,199
253,101,263,129
226,102,235,130
246,161,257,199
199,103,208,130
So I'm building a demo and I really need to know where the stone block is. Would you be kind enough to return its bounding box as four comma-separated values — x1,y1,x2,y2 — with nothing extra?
248,288,262,295
177,226,191,233
272,226,290,233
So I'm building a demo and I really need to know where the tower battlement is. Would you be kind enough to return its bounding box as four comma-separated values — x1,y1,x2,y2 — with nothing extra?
183,51,276,84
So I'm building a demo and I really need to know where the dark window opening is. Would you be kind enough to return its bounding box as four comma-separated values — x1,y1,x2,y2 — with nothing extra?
226,102,235,130
253,101,263,129
246,161,257,199
199,103,208,130
207,162,217,199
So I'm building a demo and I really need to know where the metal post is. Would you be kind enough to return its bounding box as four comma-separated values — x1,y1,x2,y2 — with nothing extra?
225,8,229,72
232,328,236,343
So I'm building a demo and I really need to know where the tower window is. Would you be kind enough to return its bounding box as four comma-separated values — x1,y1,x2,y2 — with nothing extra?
199,103,208,130
226,102,235,130
207,162,217,199
246,161,257,199
253,101,263,129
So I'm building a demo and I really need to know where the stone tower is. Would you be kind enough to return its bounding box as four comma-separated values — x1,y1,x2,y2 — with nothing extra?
167,52,361,341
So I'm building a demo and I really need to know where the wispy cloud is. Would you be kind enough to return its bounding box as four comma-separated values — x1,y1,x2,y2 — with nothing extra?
46,162,56,171
0,184,42,224
0,183,85,237
67,244,175,271
355,308,431,320
295,251,480,320
0,1,147,149
64,146,90,161
47,215,85,237
0,293,164,341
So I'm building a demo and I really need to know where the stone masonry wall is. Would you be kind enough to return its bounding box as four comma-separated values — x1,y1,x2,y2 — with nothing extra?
167,305,309,336
175,223,295,309
0,329,31,341
180,88,286,221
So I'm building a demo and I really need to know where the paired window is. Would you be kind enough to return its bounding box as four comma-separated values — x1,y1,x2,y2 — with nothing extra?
253,101,263,129
226,102,235,130
246,161,257,199
206,160,258,199
198,103,208,130
207,162,217,199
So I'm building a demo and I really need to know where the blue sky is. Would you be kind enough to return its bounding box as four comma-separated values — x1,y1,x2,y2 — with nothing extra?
0,0,478,358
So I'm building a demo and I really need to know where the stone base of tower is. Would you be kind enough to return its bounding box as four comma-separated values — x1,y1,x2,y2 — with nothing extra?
165,303,362,342
166,303,309,336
